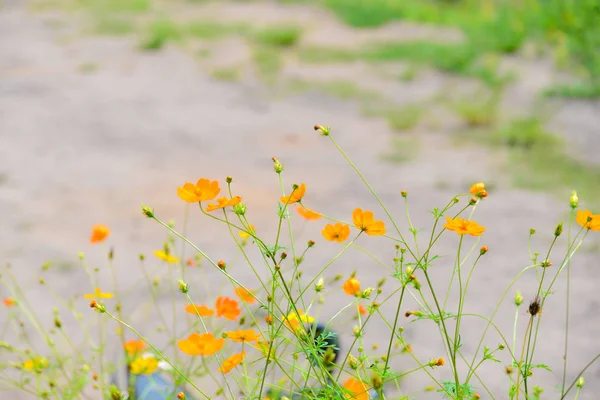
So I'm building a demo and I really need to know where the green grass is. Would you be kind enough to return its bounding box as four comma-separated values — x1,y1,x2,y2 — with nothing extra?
450,90,500,127
92,16,134,35
253,25,303,48
140,18,183,50
210,67,242,82
373,105,424,132
381,135,421,163
188,20,249,40
76,0,151,13
77,62,99,74
252,46,284,83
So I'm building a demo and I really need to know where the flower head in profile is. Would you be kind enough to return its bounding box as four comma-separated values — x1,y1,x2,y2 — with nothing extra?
280,183,306,205
342,377,370,400
215,297,241,321
83,288,114,300
297,206,322,221
218,352,246,374
153,250,179,264
226,329,260,343
3,298,15,307
130,356,158,375
357,304,367,317
177,179,220,203
124,339,146,357
343,278,361,296
234,287,256,304
23,357,49,372
284,309,315,331
184,304,214,317
576,210,600,231
469,182,487,198
353,208,386,236
322,223,350,242
238,224,256,239
444,216,485,236
206,196,242,212
90,224,110,244
178,333,224,356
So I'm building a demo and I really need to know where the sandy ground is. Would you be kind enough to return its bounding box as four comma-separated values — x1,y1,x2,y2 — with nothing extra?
1,1,600,399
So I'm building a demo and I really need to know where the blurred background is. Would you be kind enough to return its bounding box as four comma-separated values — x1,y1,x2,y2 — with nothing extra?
1,0,600,398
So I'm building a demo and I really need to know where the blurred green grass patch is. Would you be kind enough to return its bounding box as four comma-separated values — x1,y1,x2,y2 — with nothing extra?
253,25,303,48
139,18,183,50
188,20,249,40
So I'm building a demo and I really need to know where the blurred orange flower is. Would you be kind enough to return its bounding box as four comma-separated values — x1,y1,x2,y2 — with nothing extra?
153,250,179,264
83,288,114,300
90,224,110,244
280,183,306,205
576,210,600,231
178,333,224,356
234,287,256,303
206,196,242,212
357,304,367,317
343,278,361,296
238,224,256,239
184,304,214,317
124,339,146,357
218,352,246,374
469,182,486,196
343,377,370,400
322,223,350,242
226,329,260,343
216,297,241,321
3,298,15,307
177,179,220,203
296,206,321,221
444,216,485,236
352,208,386,236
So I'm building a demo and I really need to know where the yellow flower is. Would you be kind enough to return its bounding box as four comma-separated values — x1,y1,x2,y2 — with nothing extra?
90,224,110,244
23,357,49,371
342,377,370,400
576,210,600,231
280,183,306,205
284,309,315,331
177,179,220,203
218,352,246,374
206,196,242,212
343,278,361,296
83,288,114,300
469,182,486,195
322,223,350,242
443,216,485,236
238,224,256,239
226,329,260,343
352,208,386,236
130,356,159,375
153,250,179,264
296,206,322,221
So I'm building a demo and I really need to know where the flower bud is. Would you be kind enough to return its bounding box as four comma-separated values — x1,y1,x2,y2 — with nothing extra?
514,291,523,306
233,203,246,216
307,240,315,248
314,125,330,136
177,392,186,400
348,354,359,370
217,260,226,270
178,280,188,294
480,245,488,255
371,372,383,390
141,204,154,218
529,228,536,235
577,376,585,388
401,190,407,198
272,157,284,173
570,190,579,209
225,176,233,183
315,277,324,292
554,222,563,237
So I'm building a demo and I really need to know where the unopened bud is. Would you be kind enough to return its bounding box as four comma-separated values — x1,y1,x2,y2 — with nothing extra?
272,157,284,173
401,190,407,198
529,228,536,235
217,260,226,270
348,354,359,370
554,222,563,237
141,204,154,218
233,203,246,216
515,291,523,306
313,125,330,136
225,176,233,183
178,280,188,294
307,240,315,248
577,376,585,388
177,392,186,400
371,372,383,390
315,278,324,292
570,190,579,209
480,245,488,255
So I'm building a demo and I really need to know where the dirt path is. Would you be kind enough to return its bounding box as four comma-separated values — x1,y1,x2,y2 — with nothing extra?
1,1,599,399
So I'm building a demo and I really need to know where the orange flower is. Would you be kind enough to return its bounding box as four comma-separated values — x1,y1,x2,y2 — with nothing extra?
153,250,179,264
177,179,220,203
238,224,256,239
206,196,242,212
226,329,260,343
3,298,15,307
218,352,246,374
280,183,306,205
352,208,386,236
296,206,322,221
234,287,256,304
90,224,110,244
357,304,367,317
322,223,350,242
124,339,146,357
576,210,600,231
469,182,486,196
178,333,224,356
215,297,241,321
343,278,361,296
444,216,486,236
83,288,114,300
184,304,214,317
342,377,370,400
